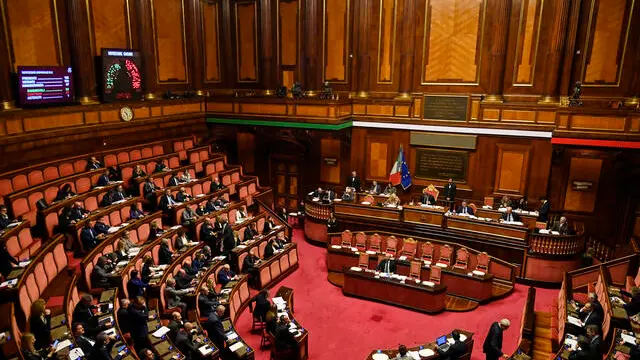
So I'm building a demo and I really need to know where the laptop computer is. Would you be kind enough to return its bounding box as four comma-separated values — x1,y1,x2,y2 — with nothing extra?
436,335,450,352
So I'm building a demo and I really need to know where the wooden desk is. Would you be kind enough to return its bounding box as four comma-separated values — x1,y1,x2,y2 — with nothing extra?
342,268,447,314
274,286,309,360
403,205,446,227
328,246,495,302
334,202,402,222
364,329,474,360
445,214,528,242
475,208,538,230
356,192,390,204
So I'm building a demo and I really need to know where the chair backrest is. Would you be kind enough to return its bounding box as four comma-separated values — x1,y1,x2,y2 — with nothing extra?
468,203,477,213
355,232,367,250
363,194,374,203
476,252,490,272
358,253,369,269
410,260,422,278
438,244,453,265
369,233,381,251
454,248,469,269
535,221,547,229
385,236,397,256
341,230,353,247
429,266,442,284
401,238,417,257
424,184,439,201
421,242,434,262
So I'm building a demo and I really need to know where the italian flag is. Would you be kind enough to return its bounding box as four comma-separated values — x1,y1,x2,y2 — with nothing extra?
389,146,403,186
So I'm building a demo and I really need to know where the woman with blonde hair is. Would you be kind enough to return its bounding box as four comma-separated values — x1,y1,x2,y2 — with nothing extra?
29,299,51,351
21,332,54,360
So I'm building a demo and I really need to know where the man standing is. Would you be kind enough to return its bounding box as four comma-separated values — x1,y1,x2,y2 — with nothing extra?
443,178,457,210
483,319,510,360
347,170,361,191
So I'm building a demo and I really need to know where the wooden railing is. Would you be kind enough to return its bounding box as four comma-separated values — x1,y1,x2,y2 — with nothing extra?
304,195,332,221
527,231,585,256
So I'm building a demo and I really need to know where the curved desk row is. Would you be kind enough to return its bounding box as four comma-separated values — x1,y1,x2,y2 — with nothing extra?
365,329,474,360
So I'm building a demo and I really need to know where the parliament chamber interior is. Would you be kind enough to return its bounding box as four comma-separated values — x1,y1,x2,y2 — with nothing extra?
1,0,640,360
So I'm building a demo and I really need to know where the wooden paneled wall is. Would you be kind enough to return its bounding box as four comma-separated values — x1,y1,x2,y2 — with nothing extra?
1,0,638,108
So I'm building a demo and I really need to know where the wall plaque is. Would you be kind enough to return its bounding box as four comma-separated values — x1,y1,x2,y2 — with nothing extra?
423,95,469,121
415,148,468,182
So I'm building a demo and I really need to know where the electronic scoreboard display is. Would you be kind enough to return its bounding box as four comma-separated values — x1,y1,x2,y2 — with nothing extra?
101,49,143,102
17,66,74,106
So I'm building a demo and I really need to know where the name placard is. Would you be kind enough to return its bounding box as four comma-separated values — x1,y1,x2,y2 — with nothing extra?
414,148,468,181
423,95,469,121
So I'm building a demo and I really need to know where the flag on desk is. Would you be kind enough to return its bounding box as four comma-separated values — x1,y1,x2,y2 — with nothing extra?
389,145,412,190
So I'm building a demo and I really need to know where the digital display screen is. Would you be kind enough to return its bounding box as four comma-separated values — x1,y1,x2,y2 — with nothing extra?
17,66,73,106
101,48,143,102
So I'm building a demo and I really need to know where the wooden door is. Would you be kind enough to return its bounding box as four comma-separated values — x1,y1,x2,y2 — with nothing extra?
272,157,299,211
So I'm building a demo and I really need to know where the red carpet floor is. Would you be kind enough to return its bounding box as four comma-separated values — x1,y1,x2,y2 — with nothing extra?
235,228,559,359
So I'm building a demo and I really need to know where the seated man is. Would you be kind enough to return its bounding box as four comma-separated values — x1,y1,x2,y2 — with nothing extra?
181,206,198,226
275,315,298,352
168,174,182,187
383,183,396,195
127,270,148,299
165,277,189,314
198,286,219,318
568,336,591,360
244,223,258,241
499,207,520,223
552,216,570,235
323,188,336,201
69,201,90,222
143,177,161,201
214,196,228,208
369,180,381,195
73,323,94,355
154,161,168,173
97,170,111,187
263,238,280,260
621,287,640,316
175,269,195,290
435,330,466,360
174,322,202,360
175,187,191,203
91,256,115,289
167,312,184,341
195,204,209,217
210,177,224,193
262,216,276,234
456,200,474,216
342,187,355,202
586,325,602,359
158,189,177,213
199,219,217,244
94,217,111,235
205,198,218,212
217,264,238,287
73,294,112,337
311,187,324,198
421,190,435,205
81,223,105,251
87,156,102,171
376,255,397,274
580,303,602,330
242,249,261,287
111,185,128,202
0,205,15,230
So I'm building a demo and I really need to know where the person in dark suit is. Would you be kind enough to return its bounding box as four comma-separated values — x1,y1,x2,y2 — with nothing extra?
128,296,151,351
209,177,224,193
198,286,219,318
0,205,13,229
621,287,640,316
72,323,94,355
568,336,591,360
217,264,238,286
143,178,160,201
323,188,336,201
20,333,54,360
222,230,239,256
167,175,181,187
368,181,381,195
97,170,111,187
29,299,51,350
139,348,160,360
376,255,397,274
167,312,184,341
174,323,201,360
81,223,100,251
443,178,457,210
90,331,116,360
132,165,147,180
69,201,90,222
158,189,177,213
436,330,466,360
174,269,195,290
586,325,602,359
263,216,276,234
199,219,217,244
129,204,145,220
250,289,271,322
537,197,550,223
421,191,435,205
456,201,474,216
264,238,280,260
342,187,355,202
243,249,261,287
482,319,510,360
244,223,258,241
311,187,324,198
204,306,226,350
552,216,570,235
154,162,168,173
73,294,111,337
92,256,114,289
111,185,127,202
181,207,198,226
580,303,602,330
514,196,528,211
149,221,163,242
0,243,19,278
141,256,156,284
117,299,131,335
195,204,209,217
127,270,147,299
94,217,110,235
158,239,174,265
87,156,102,171
275,315,298,352
175,187,191,203
53,184,76,202
499,207,521,223
347,170,361,191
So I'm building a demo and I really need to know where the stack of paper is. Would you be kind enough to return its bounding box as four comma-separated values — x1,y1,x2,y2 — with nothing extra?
18,260,31,267
69,348,84,360
621,333,637,345
226,331,239,340
228,342,244,352
152,326,170,338
198,345,213,355
567,316,583,327
55,339,72,352
0,278,18,288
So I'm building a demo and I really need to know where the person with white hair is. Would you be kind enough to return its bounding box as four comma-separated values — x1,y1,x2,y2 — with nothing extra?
482,318,510,360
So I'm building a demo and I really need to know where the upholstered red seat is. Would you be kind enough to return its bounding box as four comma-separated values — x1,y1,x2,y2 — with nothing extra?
341,230,353,247
410,260,422,278
384,236,398,257
141,147,153,159
368,234,381,252
436,245,453,267
28,170,44,187
454,248,469,270
429,266,442,284
400,238,417,258
421,242,434,265
355,232,367,251
358,253,369,269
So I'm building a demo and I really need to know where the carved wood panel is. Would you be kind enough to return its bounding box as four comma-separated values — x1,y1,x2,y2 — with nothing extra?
202,0,221,83
323,0,350,83
320,138,341,184
152,0,188,83
376,0,397,84
563,157,603,213
367,138,390,180
512,0,543,86
421,0,485,85
235,1,259,83
494,143,531,195
278,0,299,67
89,0,132,56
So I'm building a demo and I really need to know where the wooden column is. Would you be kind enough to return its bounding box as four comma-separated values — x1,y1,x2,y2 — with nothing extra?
558,0,582,104
624,5,640,106
539,0,571,104
260,0,277,94
301,0,322,95
354,0,373,98
396,0,416,99
0,9,15,110
186,0,204,95
135,0,158,99
67,0,98,104
483,0,511,103
220,0,235,89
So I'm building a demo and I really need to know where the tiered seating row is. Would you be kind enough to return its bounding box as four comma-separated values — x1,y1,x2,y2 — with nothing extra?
1,220,40,261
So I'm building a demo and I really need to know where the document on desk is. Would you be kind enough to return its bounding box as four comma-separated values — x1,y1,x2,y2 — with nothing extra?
152,326,171,338
69,348,85,360
55,339,72,352
567,316,583,327
226,331,239,340
621,333,637,345
228,342,245,352
408,351,421,360
198,345,213,355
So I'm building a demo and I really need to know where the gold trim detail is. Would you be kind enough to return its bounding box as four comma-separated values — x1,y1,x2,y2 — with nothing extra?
512,0,544,87
79,96,99,105
395,92,411,100
234,1,259,83
420,0,487,86
145,92,157,100
537,95,558,104
580,0,636,87
150,0,190,84
1,100,16,110
356,91,369,98
624,96,639,106
322,0,351,84
376,0,397,84
482,95,504,104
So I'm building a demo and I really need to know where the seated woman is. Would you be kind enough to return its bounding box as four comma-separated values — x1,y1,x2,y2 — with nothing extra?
129,204,145,220
29,299,51,351
54,183,76,202
21,333,55,360
383,194,401,207
265,304,279,334
115,241,129,262
174,230,189,252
